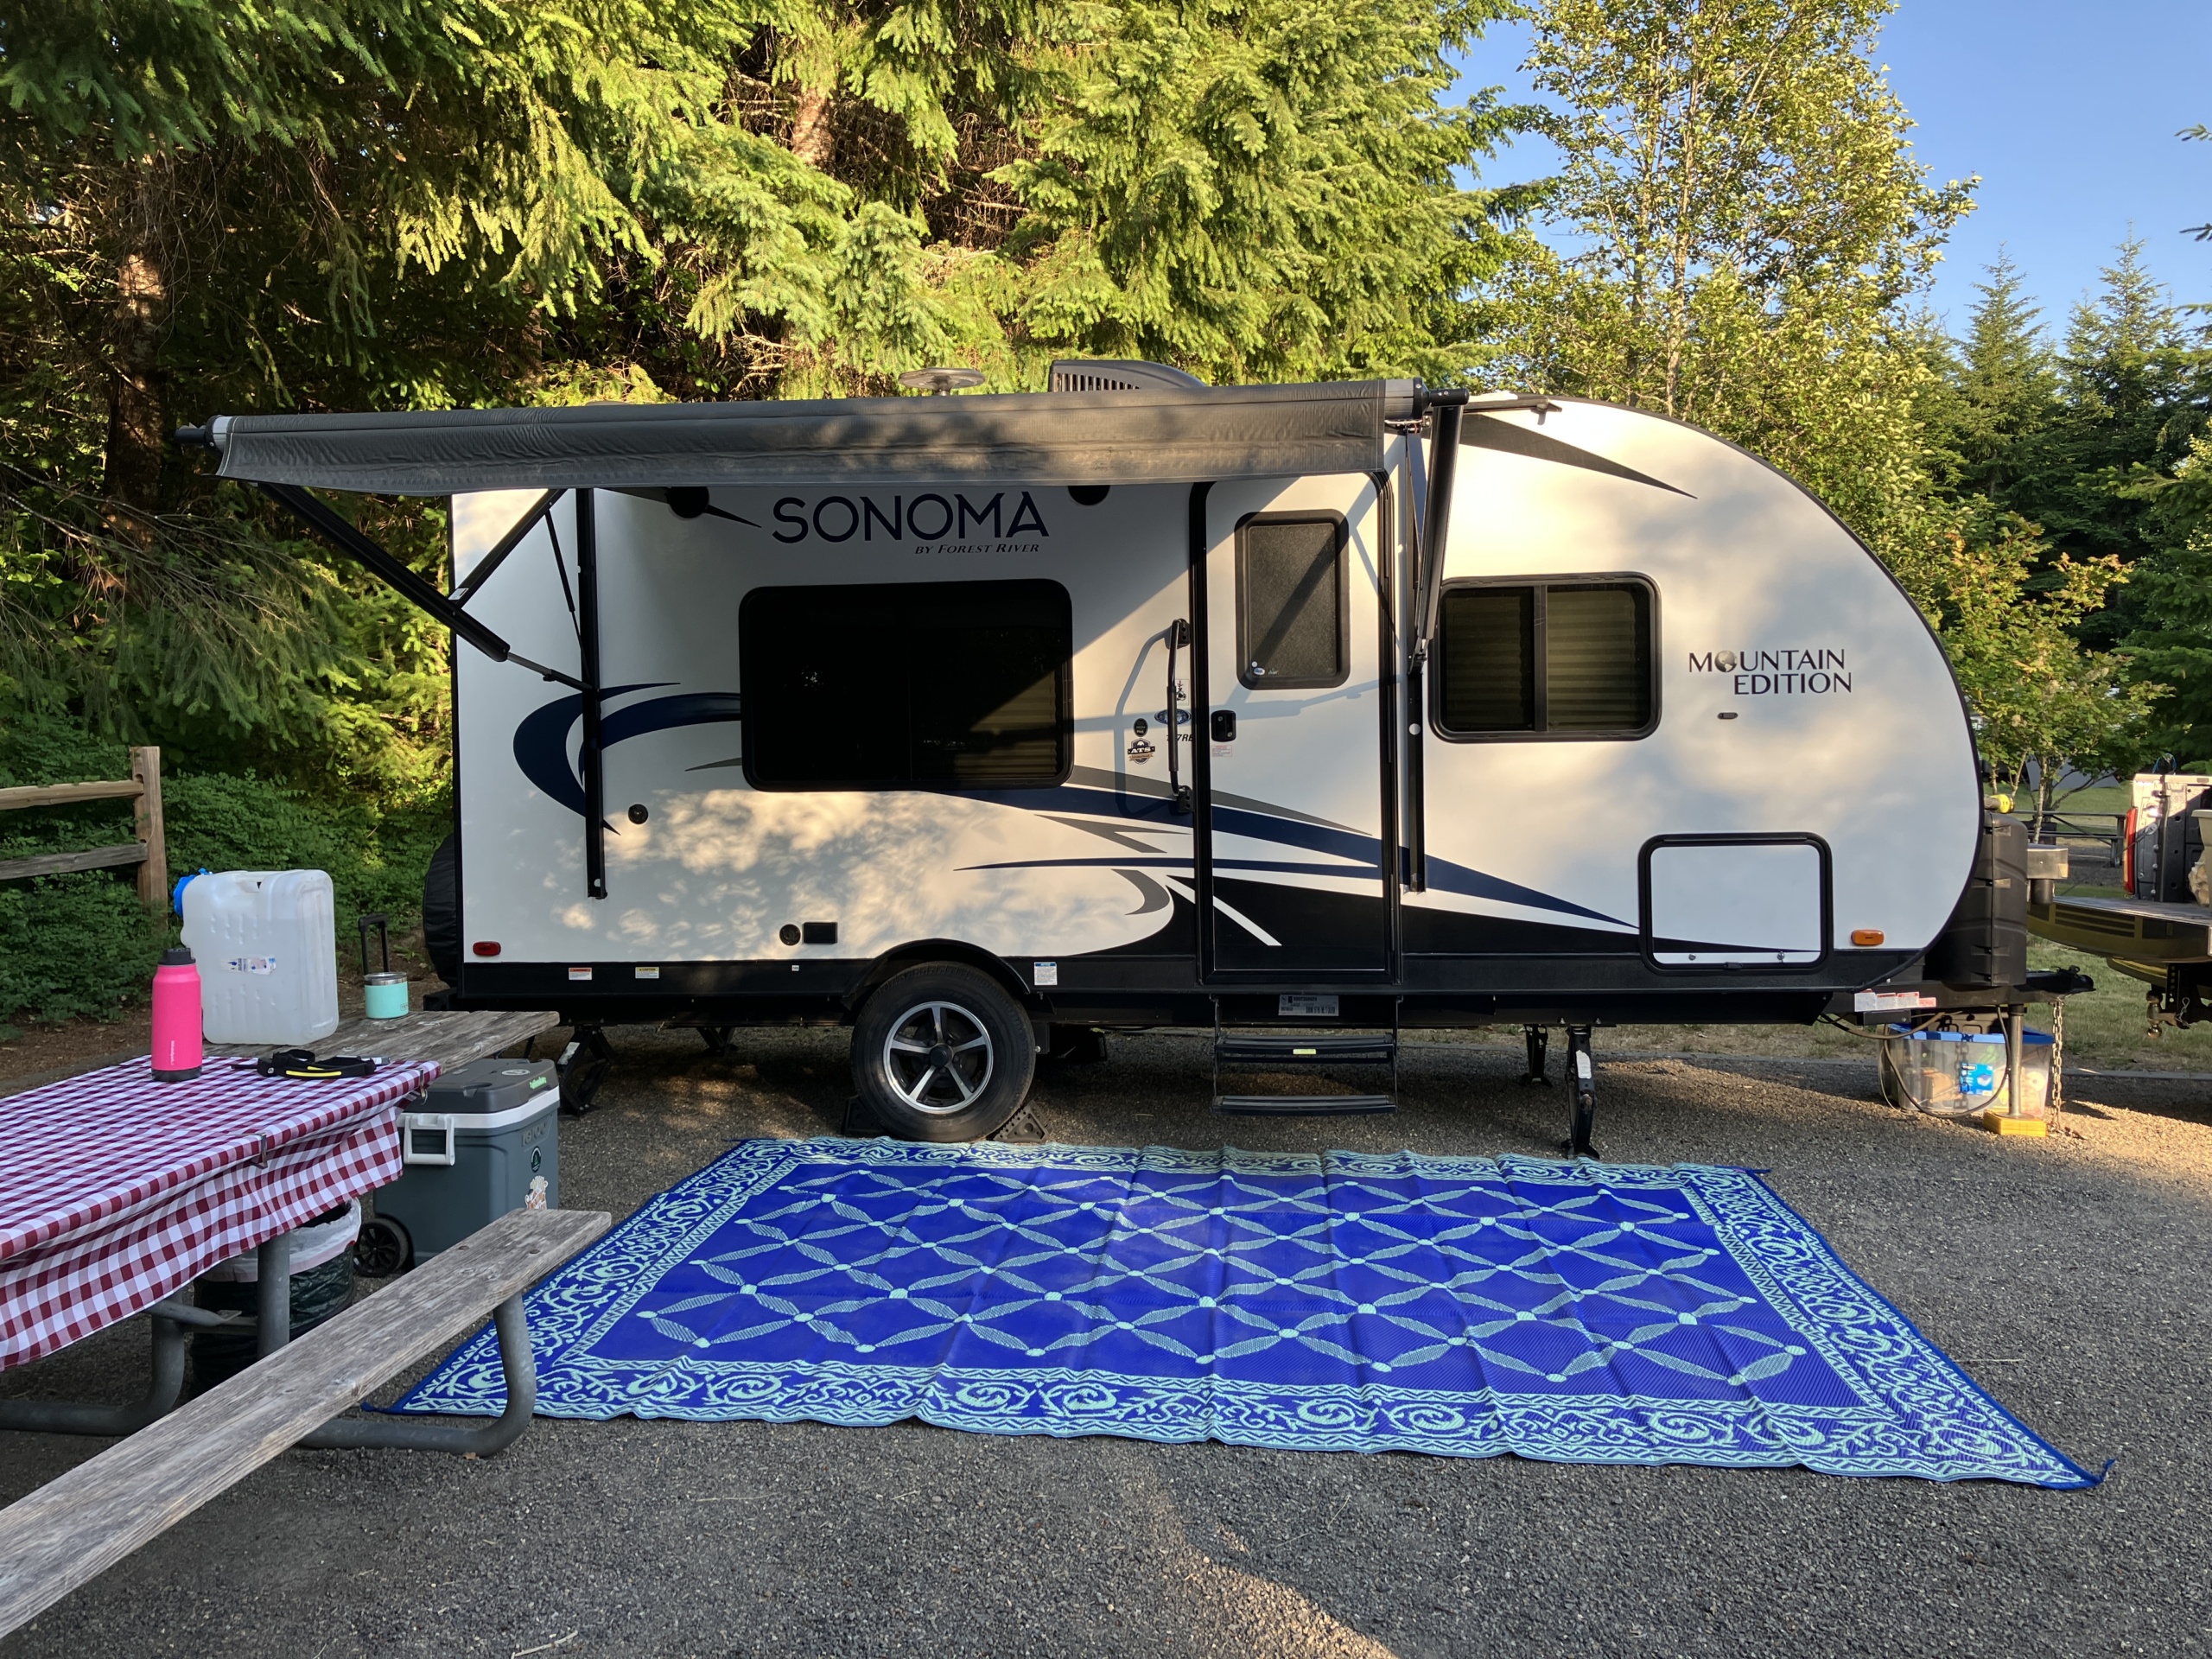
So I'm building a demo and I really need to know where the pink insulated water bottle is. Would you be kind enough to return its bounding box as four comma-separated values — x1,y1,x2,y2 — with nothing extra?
151,946,204,1082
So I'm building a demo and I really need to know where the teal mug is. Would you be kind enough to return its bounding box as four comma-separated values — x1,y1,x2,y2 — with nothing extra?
364,972,409,1020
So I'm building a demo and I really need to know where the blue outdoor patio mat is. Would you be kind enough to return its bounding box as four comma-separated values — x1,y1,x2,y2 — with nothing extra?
394,1136,2094,1485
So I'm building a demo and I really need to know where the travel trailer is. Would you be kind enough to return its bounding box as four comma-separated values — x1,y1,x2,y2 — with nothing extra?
181,365,2004,1148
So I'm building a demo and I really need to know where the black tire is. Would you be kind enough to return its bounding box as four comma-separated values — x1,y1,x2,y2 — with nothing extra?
356,1215,412,1277
423,832,460,984
851,963,1036,1142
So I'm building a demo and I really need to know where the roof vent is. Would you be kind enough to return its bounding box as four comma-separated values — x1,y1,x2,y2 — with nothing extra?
1048,359,1208,394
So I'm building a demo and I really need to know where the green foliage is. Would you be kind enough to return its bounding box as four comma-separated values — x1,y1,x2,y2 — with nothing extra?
1916,254,2061,512
164,776,448,925
1484,0,1970,572
0,875,167,1027
1924,512,2158,804
2115,435,2212,765
0,713,444,1025
1000,0,1528,384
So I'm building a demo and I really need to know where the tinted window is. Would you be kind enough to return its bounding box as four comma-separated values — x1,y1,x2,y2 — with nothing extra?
1546,585,1651,730
1434,580,1654,737
1238,516,1346,688
741,580,1071,787
1437,586,1535,731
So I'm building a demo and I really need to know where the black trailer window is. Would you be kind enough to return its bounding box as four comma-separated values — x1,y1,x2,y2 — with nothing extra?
741,580,1072,788
1433,579,1655,738
1237,514,1348,689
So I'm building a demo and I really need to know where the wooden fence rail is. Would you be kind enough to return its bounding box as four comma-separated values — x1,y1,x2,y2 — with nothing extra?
0,747,168,911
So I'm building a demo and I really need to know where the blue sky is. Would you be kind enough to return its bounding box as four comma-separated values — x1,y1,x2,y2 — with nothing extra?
1452,0,2212,336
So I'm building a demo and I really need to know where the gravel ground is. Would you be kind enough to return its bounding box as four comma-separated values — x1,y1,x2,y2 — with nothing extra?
3,1027,2209,1658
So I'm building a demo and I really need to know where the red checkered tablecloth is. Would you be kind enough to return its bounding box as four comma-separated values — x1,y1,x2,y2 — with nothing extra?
0,1056,436,1370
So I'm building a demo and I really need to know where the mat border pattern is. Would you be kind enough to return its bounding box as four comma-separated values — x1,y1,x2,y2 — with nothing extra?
399,1138,2094,1486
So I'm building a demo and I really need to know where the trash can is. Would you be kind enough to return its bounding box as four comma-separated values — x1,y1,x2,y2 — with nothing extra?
1878,1027,2054,1118
193,1200,360,1389
365,1058,560,1268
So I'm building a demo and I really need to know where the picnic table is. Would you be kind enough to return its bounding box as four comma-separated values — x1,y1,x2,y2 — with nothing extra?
0,1007,557,1429
0,1007,607,1637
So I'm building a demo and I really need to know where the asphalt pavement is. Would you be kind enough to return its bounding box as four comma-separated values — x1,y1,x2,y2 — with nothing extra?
2,1027,2207,1657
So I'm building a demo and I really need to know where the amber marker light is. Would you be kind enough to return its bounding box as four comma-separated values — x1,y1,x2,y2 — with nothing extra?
1849,929,1885,947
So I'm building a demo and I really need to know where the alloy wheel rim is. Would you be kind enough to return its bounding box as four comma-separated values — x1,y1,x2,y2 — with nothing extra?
882,1001,995,1115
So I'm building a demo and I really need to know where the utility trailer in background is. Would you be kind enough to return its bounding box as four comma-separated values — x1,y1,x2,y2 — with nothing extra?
2031,772,2212,1030
181,365,2049,1149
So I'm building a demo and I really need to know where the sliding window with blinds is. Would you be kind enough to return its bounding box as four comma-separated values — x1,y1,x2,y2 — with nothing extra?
1433,579,1656,739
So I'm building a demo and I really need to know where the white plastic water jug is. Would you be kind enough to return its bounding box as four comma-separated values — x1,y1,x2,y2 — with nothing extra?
179,870,340,1046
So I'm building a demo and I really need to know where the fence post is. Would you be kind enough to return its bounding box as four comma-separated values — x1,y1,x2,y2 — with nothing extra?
130,747,167,914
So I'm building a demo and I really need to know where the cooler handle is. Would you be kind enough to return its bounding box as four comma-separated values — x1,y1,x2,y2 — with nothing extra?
401,1112,456,1166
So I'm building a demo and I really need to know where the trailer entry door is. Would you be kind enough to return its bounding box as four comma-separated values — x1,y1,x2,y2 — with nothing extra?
1199,478,1391,976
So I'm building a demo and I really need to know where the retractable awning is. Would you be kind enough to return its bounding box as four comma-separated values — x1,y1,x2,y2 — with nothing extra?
188,380,1422,497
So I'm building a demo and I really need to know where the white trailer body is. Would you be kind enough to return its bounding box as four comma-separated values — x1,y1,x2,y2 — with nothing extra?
197,375,1986,1138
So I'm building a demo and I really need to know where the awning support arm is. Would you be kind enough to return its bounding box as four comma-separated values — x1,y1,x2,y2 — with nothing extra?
1412,389,1468,652
1403,387,1468,894
575,489,607,901
252,480,585,692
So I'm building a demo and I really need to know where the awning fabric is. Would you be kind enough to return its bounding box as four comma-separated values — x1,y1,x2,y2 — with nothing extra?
207,380,1421,496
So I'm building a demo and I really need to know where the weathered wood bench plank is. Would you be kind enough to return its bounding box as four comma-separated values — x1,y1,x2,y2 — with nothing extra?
0,1205,608,1637
206,1007,560,1075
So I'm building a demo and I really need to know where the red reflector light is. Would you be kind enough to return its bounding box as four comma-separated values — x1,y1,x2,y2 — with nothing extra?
471,941,502,957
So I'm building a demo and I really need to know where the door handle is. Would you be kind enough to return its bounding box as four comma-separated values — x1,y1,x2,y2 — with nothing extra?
1166,620,1192,814
1210,709,1236,743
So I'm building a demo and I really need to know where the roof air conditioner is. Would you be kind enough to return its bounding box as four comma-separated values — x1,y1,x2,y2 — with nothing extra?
1047,359,1208,393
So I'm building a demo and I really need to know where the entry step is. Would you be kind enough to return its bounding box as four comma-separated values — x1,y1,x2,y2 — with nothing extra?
1212,1094,1398,1116
1212,1035,1398,1065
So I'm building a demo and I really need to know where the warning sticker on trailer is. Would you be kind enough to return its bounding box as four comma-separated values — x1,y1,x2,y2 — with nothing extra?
1279,994,1339,1018
568,966,593,982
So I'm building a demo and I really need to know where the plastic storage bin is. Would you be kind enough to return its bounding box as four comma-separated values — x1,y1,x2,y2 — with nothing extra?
1878,1027,2054,1117
369,1058,561,1265
178,870,340,1046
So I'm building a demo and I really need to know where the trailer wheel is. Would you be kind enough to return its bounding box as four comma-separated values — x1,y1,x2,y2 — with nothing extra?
853,963,1036,1142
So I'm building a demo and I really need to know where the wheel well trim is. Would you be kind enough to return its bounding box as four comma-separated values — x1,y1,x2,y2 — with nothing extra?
848,941,1043,1016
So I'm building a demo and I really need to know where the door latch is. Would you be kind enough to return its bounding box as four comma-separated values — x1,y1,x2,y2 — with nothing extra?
1210,709,1236,743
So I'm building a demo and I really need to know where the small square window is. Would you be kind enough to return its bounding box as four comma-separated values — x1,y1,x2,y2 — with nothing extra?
1237,515,1348,689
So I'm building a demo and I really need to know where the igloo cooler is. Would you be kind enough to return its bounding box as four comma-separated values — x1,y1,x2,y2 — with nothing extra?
372,1058,561,1262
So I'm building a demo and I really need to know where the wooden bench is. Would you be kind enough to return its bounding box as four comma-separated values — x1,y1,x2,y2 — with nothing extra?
203,1006,561,1073
0,1205,608,1638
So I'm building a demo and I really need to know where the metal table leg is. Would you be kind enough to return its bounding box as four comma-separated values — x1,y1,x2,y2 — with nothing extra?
0,1224,298,1438
300,1294,537,1457
256,1230,293,1357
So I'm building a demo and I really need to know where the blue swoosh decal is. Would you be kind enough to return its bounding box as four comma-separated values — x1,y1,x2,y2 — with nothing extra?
946,784,1625,926
507,719,1624,929
512,684,744,816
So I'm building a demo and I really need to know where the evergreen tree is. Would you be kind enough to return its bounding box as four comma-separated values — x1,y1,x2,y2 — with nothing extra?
2119,435,2212,764
1919,254,2061,512
0,0,1524,789
2026,242,2212,650
1490,0,2158,793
